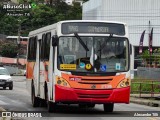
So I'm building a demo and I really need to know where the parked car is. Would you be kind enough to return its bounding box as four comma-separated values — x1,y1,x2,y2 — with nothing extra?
0,67,13,90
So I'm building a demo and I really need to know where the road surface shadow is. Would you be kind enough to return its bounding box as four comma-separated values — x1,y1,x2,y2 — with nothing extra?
41,104,130,117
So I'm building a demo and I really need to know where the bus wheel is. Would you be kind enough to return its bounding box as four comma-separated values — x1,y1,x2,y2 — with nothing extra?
31,84,40,107
46,90,57,112
87,104,95,108
103,103,114,113
47,101,57,113
78,103,87,108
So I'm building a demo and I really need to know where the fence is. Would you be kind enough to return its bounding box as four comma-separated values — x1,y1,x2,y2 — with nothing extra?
131,79,160,98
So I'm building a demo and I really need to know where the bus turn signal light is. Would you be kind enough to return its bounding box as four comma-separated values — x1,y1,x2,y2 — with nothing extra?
117,78,130,88
56,77,71,88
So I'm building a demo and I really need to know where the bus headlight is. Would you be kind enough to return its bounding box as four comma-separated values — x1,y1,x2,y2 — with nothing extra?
117,78,130,88
56,77,71,88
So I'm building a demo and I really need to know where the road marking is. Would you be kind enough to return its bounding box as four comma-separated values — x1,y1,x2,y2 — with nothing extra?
0,100,8,105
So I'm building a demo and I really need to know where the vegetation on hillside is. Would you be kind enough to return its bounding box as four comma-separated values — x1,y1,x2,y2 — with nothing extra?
0,0,82,36
0,0,84,58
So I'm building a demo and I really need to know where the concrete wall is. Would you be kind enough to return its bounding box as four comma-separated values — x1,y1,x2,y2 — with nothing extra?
4,65,18,75
137,67,160,79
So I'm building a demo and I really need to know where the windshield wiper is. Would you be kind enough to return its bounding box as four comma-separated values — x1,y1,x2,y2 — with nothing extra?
98,33,113,52
74,33,89,51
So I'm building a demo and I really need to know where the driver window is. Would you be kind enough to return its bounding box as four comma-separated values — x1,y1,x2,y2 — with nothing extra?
59,37,76,64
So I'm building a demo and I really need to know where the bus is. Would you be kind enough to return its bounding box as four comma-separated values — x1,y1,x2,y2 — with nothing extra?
26,20,131,112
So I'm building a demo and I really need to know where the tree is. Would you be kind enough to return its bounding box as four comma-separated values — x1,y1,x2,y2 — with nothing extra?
65,2,82,20
0,42,18,58
0,1,82,36
83,0,89,2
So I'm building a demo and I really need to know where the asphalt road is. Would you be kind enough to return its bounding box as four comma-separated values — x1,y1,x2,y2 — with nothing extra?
0,76,160,120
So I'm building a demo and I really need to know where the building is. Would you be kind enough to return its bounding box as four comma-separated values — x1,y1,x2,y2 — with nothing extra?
82,0,160,70
0,36,28,70
6,36,28,58
63,0,83,6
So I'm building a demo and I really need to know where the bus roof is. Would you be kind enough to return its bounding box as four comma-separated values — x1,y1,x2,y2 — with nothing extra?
29,20,127,36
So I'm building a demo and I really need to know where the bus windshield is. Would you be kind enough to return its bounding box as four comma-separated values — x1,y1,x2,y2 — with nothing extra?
58,36,129,73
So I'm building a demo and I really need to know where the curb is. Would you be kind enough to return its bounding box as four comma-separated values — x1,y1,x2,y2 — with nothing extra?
130,97,160,107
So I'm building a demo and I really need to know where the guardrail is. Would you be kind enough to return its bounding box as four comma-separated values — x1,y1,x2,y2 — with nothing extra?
131,79,160,98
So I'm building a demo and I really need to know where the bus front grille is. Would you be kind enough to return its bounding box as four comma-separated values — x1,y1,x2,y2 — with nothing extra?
78,78,113,84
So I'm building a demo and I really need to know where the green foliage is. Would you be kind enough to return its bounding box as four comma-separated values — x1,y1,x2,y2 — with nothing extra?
0,13,19,35
131,80,160,94
141,49,160,67
0,42,18,58
0,1,82,36
66,2,82,20
141,49,149,59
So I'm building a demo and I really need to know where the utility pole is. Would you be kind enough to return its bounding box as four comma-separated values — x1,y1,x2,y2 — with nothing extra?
17,22,21,74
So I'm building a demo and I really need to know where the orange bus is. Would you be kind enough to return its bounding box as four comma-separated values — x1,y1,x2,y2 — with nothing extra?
26,20,131,112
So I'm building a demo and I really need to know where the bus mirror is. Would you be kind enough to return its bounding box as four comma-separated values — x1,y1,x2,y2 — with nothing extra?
130,44,132,55
52,35,58,46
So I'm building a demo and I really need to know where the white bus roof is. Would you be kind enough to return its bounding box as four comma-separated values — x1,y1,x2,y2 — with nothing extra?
29,20,127,36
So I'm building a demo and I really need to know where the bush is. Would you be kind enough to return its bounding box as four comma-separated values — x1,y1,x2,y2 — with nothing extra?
131,80,160,94
0,42,18,58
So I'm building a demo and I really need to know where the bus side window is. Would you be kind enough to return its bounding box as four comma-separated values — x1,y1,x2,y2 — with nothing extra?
28,37,37,61
27,37,32,60
40,32,51,61
44,32,51,60
40,34,46,60
33,36,37,60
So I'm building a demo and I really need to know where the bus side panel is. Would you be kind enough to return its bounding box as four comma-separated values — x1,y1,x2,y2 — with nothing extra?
26,61,35,93
26,62,35,80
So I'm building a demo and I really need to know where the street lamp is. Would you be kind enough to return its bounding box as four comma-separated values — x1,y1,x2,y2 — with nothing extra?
17,23,21,70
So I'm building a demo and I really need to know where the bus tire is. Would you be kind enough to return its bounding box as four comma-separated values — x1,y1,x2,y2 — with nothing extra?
47,101,57,113
40,83,47,107
46,87,57,112
103,103,114,113
31,83,40,107
78,103,87,108
87,104,95,108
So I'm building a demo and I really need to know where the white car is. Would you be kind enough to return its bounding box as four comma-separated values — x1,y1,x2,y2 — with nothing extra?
0,67,13,90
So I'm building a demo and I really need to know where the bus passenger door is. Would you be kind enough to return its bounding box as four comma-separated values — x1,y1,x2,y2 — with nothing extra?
48,35,57,102
34,38,41,97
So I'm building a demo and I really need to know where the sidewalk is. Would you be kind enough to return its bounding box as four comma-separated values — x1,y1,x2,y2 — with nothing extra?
130,94,160,107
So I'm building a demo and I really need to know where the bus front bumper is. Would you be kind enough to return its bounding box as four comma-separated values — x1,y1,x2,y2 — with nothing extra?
55,85,130,104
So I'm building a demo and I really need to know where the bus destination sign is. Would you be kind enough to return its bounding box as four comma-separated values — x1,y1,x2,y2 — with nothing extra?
62,22,125,35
